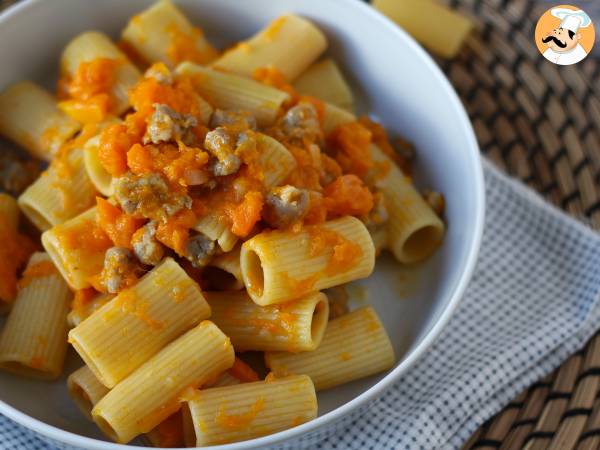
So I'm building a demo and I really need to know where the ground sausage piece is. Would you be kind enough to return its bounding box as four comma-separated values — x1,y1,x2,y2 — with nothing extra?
204,127,242,177
185,233,217,268
278,102,322,143
210,109,257,131
144,103,198,145
113,172,192,220
100,247,143,294
131,221,164,266
263,185,310,228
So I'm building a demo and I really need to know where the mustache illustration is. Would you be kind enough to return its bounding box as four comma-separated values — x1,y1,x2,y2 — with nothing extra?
542,35,567,48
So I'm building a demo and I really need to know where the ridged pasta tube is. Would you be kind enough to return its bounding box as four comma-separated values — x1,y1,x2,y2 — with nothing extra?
67,365,110,420
18,147,96,231
241,216,375,305
265,306,395,390
92,320,234,443
206,290,329,352
41,207,109,290
175,63,290,126
68,257,211,388
121,0,218,68
182,375,317,446
0,81,80,161
294,59,353,109
212,14,327,81
60,31,141,116
371,145,445,263
0,253,71,379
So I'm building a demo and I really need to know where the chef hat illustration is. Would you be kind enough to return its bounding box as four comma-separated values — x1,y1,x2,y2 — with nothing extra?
551,8,592,33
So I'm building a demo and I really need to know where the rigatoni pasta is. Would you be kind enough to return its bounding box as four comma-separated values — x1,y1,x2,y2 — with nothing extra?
183,375,317,446
91,320,234,443
175,62,290,126
41,207,110,290
241,216,375,305
18,145,97,231
212,14,327,81
121,0,218,68
0,3,449,444
206,290,329,352
371,145,445,263
67,292,113,328
60,31,141,117
0,81,80,161
68,257,210,388
265,306,395,390
294,59,354,109
67,365,110,420
0,253,71,379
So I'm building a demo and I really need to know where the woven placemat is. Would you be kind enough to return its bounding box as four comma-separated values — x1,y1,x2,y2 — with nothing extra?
1,0,600,449
432,0,600,449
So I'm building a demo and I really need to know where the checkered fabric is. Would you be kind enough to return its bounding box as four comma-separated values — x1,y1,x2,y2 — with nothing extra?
2,159,600,449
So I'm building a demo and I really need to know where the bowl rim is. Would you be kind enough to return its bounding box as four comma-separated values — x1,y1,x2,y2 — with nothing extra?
0,0,486,448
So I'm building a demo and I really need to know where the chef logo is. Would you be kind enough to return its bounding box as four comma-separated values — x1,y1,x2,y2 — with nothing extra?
535,5,595,66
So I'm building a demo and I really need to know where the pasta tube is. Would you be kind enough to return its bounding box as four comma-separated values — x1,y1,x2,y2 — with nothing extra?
0,193,19,232
67,365,110,420
294,59,353,109
322,102,355,136
68,257,211,388
241,216,375,305
212,15,327,81
0,81,80,161
373,0,473,59
60,31,141,116
41,207,111,290
182,375,317,446
0,253,71,379
265,306,395,390
175,62,290,126
121,0,218,68
67,292,113,328
371,145,445,263
256,133,296,188
68,366,186,448
206,291,329,352
83,135,114,196
193,214,237,253
92,320,234,443
18,147,97,231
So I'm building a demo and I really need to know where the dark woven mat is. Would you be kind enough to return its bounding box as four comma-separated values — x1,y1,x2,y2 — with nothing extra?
434,1,600,449
2,0,600,448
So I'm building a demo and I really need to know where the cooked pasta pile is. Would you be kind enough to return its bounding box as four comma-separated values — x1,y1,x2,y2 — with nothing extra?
0,0,445,446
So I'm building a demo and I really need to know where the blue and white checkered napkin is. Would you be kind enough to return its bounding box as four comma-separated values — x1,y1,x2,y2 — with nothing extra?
2,158,600,449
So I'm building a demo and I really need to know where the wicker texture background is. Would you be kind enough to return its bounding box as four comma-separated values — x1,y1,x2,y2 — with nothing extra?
433,0,600,449
1,0,600,449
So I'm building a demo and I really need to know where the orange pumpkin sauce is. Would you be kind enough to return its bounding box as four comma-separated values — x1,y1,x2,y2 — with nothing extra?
59,58,120,122
17,260,57,289
96,197,144,249
323,174,374,218
327,121,373,177
215,398,265,430
0,221,37,303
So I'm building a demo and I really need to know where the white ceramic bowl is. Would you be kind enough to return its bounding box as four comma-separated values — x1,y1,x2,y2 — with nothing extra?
0,0,485,448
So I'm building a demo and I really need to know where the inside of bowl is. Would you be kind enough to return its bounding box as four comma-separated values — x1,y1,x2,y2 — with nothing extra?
0,0,481,442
